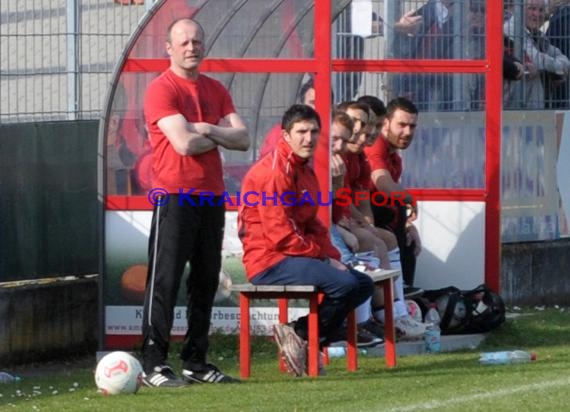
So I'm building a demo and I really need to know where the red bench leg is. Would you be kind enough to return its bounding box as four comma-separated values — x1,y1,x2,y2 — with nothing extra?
307,293,320,377
277,298,289,373
346,309,358,371
239,293,251,378
382,279,397,368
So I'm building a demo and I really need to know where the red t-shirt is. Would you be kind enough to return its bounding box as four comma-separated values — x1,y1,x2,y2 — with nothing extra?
364,136,402,192
345,152,371,190
144,69,236,195
332,152,371,224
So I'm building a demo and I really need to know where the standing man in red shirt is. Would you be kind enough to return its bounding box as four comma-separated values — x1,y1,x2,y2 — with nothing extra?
141,18,249,387
364,97,422,292
238,104,374,376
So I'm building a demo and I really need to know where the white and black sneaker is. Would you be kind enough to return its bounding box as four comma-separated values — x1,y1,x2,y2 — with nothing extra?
273,323,307,377
182,363,240,384
143,365,187,388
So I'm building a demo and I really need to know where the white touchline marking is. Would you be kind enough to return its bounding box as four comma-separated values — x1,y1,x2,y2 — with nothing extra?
385,377,570,412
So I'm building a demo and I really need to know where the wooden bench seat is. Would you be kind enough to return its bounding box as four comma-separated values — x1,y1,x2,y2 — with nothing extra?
230,284,357,377
231,268,400,378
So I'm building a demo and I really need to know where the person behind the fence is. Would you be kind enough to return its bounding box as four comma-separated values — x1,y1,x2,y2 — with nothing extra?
140,17,250,387
391,0,458,111
238,104,374,376
504,0,570,109
546,0,570,108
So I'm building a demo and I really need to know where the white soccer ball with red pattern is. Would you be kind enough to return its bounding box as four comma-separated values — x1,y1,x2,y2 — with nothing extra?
95,351,143,395
406,299,423,323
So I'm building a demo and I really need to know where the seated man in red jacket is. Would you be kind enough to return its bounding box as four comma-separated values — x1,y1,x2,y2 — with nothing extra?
238,104,374,376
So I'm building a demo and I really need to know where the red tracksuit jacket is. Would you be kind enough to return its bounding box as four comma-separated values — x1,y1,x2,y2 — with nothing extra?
238,138,340,280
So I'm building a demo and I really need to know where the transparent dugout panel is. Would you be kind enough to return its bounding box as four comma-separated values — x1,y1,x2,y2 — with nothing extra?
105,72,314,196
128,0,318,59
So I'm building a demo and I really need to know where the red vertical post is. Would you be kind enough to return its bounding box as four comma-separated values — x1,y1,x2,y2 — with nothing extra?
485,0,504,292
311,0,331,375
307,294,320,377
313,0,332,226
383,279,396,368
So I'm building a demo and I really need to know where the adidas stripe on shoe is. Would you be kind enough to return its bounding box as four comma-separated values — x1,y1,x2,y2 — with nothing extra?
182,363,240,384
143,365,187,388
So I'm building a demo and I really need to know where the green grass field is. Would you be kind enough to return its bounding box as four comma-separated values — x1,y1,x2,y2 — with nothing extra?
2,308,570,411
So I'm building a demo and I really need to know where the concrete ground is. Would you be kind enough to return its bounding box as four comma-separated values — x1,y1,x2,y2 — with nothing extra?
361,312,524,358
365,333,486,357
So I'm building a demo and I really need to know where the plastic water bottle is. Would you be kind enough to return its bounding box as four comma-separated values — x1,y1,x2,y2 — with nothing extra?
327,347,368,358
424,303,441,353
0,372,21,384
479,350,537,365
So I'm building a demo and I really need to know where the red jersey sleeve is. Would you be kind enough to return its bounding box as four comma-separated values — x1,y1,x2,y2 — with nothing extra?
363,136,402,187
144,75,180,127
363,136,390,173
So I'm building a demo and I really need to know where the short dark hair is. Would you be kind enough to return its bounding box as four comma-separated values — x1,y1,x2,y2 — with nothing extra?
357,95,386,118
281,104,321,132
385,97,419,119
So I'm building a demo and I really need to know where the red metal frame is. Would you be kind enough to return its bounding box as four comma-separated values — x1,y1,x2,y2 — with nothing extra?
235,289,356,378
382,274,396,367
124,58,317,73
313,0,332,226
104,0,504,348
484,0,504,293
106,189,488,211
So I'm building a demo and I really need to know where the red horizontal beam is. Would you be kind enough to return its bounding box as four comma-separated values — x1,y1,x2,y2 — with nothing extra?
105,189,486,211
332,59,489,73
106,196,152,210
123,58,489,74
409,189,486,201
105,195,240,211
123,58,319,73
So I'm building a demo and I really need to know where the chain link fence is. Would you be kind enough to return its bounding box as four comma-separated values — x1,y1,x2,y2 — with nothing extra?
2,0,570,124
0,0,153,124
